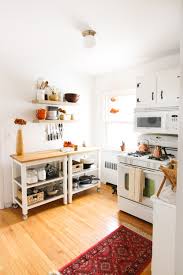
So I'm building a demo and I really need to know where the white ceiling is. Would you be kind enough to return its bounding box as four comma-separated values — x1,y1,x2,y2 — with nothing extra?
0,0,181,75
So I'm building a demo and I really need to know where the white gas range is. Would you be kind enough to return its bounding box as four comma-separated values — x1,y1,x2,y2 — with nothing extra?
118,152,171,171
117,134,177,223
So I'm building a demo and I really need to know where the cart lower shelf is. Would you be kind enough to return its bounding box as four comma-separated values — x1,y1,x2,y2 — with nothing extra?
15,193,64,210
72,182,100,195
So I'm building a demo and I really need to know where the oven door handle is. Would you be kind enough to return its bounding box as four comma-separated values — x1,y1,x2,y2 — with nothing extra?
118,163,163,176
140,169,163,176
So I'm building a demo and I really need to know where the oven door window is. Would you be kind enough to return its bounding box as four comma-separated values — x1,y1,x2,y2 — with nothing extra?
137,117,161,128
125,173,129,190
143,178,155,197
124,174,155,197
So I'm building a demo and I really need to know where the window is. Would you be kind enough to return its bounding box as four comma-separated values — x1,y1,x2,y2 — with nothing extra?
104,94,137,149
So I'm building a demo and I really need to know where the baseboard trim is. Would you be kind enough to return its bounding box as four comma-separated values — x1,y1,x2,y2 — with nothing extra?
0,202,4,209
4,202,12,208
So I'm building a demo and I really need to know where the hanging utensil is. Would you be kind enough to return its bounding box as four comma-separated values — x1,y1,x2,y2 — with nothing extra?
53,124,56,140
61,123,63,139
56,124,59,139
47,124,50,141
50,124,53,140
58,123,63,139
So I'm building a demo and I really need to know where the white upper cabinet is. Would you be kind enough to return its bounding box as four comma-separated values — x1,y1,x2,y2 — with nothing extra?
156,68,180,107
136,67,181,108
136,74,157,107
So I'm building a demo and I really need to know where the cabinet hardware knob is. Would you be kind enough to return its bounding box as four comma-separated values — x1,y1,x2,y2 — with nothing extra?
137,98,141,103
177,75,181,78
137,83,141,88
161,90,163,100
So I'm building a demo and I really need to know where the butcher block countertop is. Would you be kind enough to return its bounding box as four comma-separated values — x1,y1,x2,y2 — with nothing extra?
10,147,100,163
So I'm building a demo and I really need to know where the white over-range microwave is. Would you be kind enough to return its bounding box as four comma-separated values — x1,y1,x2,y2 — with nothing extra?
134,109,179,134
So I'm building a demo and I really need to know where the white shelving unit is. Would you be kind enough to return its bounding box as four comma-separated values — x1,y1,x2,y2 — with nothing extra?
11,147,101,218
68,149,101,203
12,155,67,220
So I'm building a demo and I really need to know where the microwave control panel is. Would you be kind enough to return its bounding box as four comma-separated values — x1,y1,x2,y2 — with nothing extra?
167,112,178,130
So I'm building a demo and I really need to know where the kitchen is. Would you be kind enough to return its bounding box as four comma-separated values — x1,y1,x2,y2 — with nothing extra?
0,1,182,275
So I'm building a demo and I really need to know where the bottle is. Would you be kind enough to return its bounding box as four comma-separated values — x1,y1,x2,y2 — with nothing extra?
45,87,49,100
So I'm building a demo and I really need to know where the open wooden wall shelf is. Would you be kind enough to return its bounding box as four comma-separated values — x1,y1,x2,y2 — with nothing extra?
32,99,79,106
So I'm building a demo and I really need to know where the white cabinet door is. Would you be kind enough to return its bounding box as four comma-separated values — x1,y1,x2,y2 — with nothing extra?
157,68,181,107
136,75,157,107
152,198,176,275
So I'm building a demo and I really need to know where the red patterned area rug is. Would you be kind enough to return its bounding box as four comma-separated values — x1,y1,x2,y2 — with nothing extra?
59,225,152,275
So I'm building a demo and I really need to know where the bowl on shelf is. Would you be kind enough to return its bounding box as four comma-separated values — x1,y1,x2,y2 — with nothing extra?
47,189,59,196
64,93,80,103
80,158,94,169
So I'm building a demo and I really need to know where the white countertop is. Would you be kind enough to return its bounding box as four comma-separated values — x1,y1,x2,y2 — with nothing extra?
151,195,176,208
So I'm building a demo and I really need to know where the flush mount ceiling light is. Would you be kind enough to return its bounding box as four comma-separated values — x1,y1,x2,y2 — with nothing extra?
82,29,96,48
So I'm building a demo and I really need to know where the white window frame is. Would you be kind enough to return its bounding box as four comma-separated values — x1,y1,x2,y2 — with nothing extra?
103,91,136,147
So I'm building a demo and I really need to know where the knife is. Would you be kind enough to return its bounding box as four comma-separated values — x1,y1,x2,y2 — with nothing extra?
47,124,50,141
59,123,63,139
50,124,53,140
61,123,63,139
54,124,57,140
53,124,56,140
58,124,61,139
56,124,59,139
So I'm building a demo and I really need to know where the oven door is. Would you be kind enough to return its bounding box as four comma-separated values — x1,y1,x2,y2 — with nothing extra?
117,163,163,207
135,111,166,133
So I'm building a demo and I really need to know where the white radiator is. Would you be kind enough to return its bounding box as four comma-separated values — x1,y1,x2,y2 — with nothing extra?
101,150,118,186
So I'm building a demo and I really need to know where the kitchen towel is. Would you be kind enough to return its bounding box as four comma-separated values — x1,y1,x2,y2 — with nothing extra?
128,167,136,200
134,168,145,202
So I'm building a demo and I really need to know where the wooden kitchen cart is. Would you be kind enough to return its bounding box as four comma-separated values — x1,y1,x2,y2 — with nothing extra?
67,147,101,203
11,151,68,220
10,147,101,219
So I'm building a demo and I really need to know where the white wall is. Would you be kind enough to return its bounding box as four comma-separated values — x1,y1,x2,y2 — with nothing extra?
0,66,94,208
93,54,180,147
95,54,180,93
175,40,183,275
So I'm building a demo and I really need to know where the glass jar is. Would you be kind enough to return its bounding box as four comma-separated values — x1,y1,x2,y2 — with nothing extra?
37,168,46,181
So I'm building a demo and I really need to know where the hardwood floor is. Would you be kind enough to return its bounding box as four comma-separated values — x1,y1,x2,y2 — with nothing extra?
0,184,152,275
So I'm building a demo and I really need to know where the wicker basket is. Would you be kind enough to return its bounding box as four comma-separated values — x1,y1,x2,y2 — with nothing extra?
17,189,44,206
72,160,83,173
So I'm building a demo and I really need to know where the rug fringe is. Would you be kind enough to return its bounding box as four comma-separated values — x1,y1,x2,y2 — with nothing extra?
48,271,61,275
122,222,152,240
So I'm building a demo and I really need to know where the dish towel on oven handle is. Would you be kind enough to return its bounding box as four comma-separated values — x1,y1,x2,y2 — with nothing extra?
128,167,136,200
134,168,145,202
128,168,145,202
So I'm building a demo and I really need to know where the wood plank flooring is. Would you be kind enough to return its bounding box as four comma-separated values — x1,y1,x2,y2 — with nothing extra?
0,184,152,275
